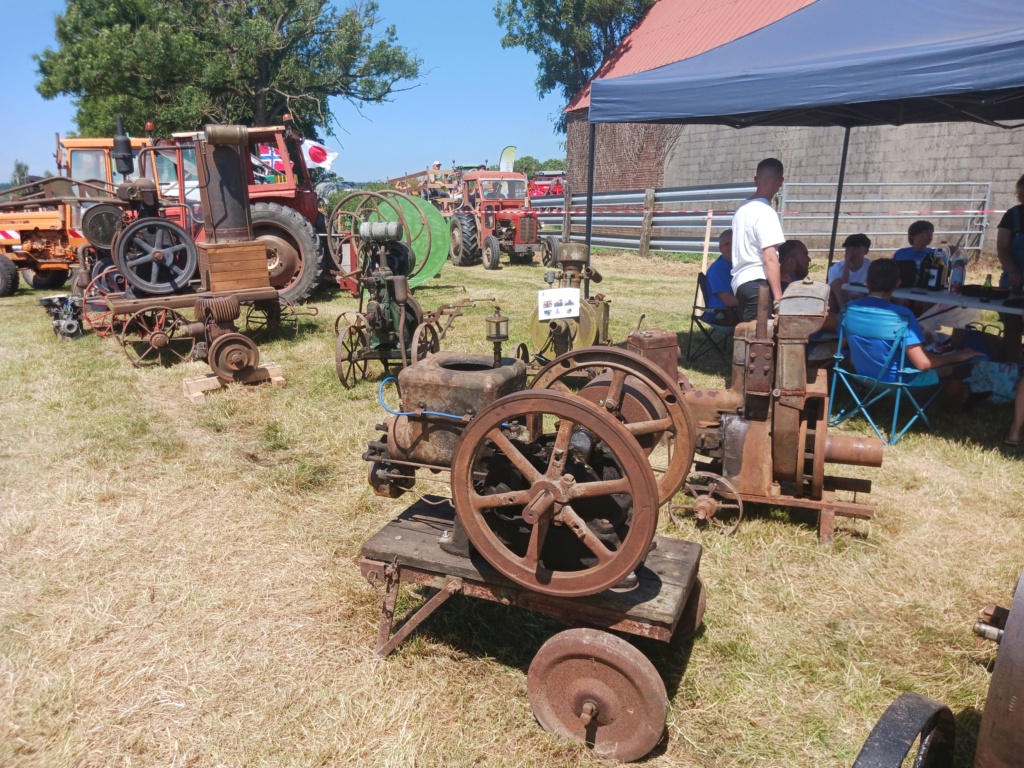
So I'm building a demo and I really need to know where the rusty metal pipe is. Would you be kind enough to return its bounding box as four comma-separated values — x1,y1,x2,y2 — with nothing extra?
824,434,884,468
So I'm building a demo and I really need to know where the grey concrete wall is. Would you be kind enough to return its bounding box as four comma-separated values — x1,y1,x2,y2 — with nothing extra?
567,109,1023,258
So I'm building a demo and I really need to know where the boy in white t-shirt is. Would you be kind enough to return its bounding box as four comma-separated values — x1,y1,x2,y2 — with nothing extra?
731,158,785,322
827,233,872,309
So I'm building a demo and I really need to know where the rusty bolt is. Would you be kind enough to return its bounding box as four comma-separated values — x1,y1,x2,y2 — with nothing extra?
580,701,599,726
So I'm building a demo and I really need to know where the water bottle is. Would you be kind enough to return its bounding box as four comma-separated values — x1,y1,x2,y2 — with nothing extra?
930,241,950,289
948,249,967,294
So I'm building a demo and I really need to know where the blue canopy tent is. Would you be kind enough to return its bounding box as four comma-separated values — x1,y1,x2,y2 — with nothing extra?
583,0,1024,268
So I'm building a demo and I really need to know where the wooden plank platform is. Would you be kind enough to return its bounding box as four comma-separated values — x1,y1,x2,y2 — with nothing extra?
182,362,285,402
361,497,702,643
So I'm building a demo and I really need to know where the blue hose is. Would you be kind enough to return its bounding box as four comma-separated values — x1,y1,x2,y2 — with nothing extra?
377,377,465,421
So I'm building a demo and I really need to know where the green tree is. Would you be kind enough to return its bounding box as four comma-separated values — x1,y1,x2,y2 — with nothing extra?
36,0,421,138
494,0,656,131
514,155,566,175
10,160,29,186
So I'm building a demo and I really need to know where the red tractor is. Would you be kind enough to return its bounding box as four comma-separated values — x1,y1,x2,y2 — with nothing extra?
136,125,325,303
448,170,543,270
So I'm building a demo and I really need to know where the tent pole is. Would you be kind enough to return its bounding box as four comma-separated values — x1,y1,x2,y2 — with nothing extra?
826,125,851,273
584,121,596,299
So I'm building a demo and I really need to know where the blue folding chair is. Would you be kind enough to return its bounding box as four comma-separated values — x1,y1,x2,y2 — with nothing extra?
686,272,735,363
829,304,942,445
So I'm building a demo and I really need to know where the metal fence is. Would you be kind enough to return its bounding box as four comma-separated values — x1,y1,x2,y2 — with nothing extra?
534,180,993,258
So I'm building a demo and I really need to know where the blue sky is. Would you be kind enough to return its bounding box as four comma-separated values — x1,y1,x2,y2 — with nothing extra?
1,1,567,183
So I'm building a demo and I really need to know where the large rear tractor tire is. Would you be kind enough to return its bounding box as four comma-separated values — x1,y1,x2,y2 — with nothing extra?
22,268,70,291
251,202,322,304
449,212,480,267
0,254,20,296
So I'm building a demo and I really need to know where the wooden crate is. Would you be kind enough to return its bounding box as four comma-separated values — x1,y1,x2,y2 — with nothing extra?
197,241,271,292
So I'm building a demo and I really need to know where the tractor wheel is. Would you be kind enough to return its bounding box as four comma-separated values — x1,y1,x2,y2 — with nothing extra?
0,254,19,296
22,268,70,291
449,212,480,267
251,202,322,304
482,235,501,270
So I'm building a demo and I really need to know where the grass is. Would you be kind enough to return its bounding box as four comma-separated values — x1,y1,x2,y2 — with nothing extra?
1,251,1022,767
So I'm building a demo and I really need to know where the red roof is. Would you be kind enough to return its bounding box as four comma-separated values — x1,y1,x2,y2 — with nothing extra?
567,0,817,112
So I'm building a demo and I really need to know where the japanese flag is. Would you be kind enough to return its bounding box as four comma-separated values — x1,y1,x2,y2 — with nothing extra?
301,139,338,170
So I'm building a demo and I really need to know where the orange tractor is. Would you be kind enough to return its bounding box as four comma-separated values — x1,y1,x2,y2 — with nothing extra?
448,169,547,270
0,132,149,296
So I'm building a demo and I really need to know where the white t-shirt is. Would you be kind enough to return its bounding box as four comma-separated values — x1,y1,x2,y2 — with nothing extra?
827,258,872,285
730,198,785,292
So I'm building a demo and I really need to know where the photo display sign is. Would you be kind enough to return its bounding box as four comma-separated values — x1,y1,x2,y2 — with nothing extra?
538,287,581,320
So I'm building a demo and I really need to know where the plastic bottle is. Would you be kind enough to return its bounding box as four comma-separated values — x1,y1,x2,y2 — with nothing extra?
948,248,968,294
930,241,950,289
984,273,993,289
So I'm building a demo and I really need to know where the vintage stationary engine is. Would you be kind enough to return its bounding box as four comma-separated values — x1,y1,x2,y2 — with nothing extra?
334,221,430,387
363,348,666,598
525,243,611,360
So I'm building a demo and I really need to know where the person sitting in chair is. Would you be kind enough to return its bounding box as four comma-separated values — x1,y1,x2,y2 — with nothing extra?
779,239,810,292
483,181,504,200
703,228,739,325
845,259,981,384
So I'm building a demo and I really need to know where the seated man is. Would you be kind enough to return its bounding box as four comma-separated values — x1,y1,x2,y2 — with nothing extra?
703,228,739,325
845,259,981,384
483,181,504,200
779,239,810,292
828,233,872,309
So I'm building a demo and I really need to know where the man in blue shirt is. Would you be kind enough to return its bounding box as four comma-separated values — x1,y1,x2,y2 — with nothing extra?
704,228,738,324
846,259,981,382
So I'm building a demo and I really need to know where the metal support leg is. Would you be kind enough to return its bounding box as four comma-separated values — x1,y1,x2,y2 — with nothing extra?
375,563,464,657
819,507,835,545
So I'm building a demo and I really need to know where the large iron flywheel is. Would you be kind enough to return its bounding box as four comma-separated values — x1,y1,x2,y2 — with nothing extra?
450,390,659,598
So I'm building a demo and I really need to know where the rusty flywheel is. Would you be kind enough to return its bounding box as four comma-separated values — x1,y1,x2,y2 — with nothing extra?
451,390,659,598
530,347,697,506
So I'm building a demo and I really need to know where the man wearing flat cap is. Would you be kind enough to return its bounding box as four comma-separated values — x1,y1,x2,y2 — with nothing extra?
828,233,872,309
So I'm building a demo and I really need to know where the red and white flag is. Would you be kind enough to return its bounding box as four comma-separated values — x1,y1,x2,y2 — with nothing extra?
301,139,338,170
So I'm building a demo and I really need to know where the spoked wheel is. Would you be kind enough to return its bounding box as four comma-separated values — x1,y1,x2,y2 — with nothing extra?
83,265,127,337
242,299,284,338
451,390,659,598
119,307,195,367
527,628,668,762
336,321,369,388
853,692,955,768
326,191,429,278
113,218,197,295
410,321,440,364
668,471,744,536
531,347,697,506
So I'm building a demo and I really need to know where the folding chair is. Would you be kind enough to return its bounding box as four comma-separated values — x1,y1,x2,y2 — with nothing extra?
685,272,735,363
828,304,942,445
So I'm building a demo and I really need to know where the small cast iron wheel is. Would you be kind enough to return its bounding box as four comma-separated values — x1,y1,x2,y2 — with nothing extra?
541,235,560,267
243,299,284,337
451,390,659,598
208,333,260,381
482,234,501,270
120,307,195,367
410,321,440,364
669,471,744,536
82,266,127,338
114,218,197,295
531,347,697,506
336,323,369,388
672,577,707,643
527,628,668,762
853,692,955,768
367,460,415,499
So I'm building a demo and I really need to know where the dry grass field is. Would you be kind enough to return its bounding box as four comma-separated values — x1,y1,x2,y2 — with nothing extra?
1,251,1022,767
